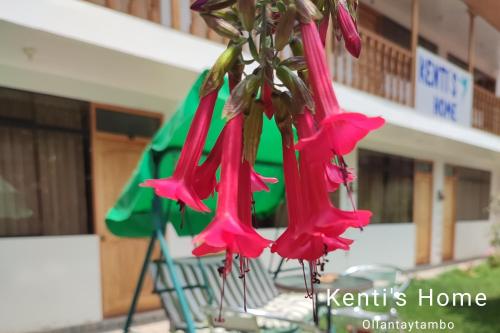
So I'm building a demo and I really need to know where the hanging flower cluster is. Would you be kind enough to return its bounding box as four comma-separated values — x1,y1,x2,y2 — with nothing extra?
142,0,384,318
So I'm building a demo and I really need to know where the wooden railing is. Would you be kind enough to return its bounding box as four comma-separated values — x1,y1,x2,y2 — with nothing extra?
327,26,413,106
85,0,161,23
473,85,500,135
85,1,500,136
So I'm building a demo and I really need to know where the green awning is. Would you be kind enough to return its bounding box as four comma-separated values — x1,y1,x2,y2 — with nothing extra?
106,71,284,238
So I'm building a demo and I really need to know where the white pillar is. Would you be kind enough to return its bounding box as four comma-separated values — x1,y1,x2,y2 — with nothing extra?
430,160,445,265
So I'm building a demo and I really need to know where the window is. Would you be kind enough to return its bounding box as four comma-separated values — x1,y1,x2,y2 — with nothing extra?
447,54,497,93
0,87,91,236
358,3,438,54
95,108,161,138
453,166,491,221
377,17,438,54
358,149,414,223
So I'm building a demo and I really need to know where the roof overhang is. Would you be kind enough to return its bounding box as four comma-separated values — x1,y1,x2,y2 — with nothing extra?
463,0,500,31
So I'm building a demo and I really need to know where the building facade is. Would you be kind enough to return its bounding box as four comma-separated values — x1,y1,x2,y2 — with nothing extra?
0,0,499,332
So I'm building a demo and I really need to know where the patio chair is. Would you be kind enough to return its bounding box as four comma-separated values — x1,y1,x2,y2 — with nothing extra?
330,265,410,333
151,255,320,332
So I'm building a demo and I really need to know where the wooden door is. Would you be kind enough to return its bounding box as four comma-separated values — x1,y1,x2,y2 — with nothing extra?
442,171,457,261
413,162,433,265
91,104,162,317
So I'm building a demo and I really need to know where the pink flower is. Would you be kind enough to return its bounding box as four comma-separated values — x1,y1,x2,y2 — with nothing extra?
273,112,370,262
337,3,361,58
319,13,330,46
141,90,219,212
300,21,340,121
296,112,385,160
262,83,274,119
194,128,277,197
298,21,384,160
193,127,226,200
238,161,252,227
295,113,370,256
192,114,270,267
250,169,278,192
271,134,306,257
325,163,355,192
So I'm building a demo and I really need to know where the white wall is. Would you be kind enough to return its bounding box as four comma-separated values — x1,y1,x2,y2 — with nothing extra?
0,235,102,333
454,221,492,260
167,223,416,274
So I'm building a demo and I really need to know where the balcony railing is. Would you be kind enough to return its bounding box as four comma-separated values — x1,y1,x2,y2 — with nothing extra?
328,26,413,106
85,0,499,136
473,85,500,135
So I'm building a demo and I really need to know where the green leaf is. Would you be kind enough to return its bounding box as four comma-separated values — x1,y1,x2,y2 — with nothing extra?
222,74,260,119
243,101,264,165
280,56,307,71
276,65,314,111
238,0,256,31
274,3,297,51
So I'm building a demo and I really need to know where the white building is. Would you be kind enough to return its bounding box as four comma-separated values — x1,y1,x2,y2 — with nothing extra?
0,0,499,332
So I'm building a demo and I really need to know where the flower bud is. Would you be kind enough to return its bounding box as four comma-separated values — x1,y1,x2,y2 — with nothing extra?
275,3,297,51
201,44,242,96
289,36,304,56
296,0,323,24
337,2,361,58
191,0,236,12
243,100,263,165
276,65,314,111
237,0,255,31
201,14,241,40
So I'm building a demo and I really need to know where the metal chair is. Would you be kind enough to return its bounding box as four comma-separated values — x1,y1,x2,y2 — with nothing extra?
330,265,411,333
151,255,320,332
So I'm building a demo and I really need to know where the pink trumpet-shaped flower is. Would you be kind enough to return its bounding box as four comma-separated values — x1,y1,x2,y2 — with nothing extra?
193,114,270,265
337,3,361,58
271,133,305,257
274,112,370,262
298,21,384,159
193,128,226,200
295,112,385,160
238,160,253,227
294,112,371,259
250,169,278,192
325,163,355,192
319,13,330,46
194,128,278,197
141,90,219,212
300,21,340,121
262,83,274,119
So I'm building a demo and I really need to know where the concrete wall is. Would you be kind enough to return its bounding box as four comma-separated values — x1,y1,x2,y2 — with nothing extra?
454,221,492,260
0,235,102,333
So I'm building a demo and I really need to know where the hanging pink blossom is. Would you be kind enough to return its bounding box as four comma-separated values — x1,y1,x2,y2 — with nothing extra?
141,90,219,212
192,114,270,265
298,21,384,160
337,2,362,58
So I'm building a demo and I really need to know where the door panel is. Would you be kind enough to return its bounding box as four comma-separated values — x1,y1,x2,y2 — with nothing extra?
442,175,457,261
91,106,162,317
414,163,433,265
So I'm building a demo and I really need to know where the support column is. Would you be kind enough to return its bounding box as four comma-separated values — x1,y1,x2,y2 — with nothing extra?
496,70,500,97
410,0,420,107
467,11,476,73
430,160,445,265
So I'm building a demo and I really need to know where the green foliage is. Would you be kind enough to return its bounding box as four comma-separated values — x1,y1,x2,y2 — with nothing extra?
329,264,500,333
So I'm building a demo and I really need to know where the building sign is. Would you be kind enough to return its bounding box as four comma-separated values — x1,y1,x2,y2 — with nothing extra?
415,47,473,126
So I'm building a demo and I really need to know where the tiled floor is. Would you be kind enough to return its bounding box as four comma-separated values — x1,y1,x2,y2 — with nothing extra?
102,321,170,333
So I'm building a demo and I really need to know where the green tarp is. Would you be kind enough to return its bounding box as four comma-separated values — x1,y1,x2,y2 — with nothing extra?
106,71,285,238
